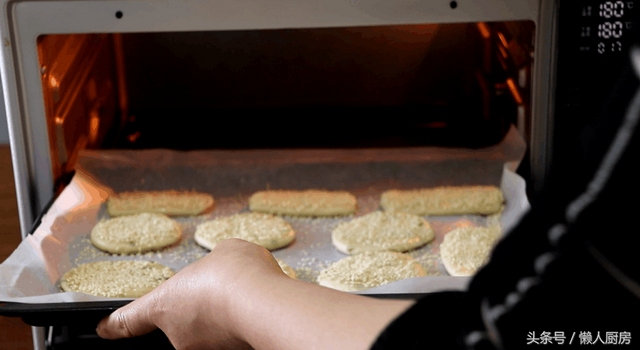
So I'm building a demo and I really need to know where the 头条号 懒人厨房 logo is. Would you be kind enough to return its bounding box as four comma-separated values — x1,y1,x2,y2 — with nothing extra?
527,331,631,345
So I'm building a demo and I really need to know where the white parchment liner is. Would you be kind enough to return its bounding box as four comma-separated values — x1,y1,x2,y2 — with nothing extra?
0,126,530,303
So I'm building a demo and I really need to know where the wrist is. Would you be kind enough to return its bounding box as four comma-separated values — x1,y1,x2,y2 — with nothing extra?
220,262,291,345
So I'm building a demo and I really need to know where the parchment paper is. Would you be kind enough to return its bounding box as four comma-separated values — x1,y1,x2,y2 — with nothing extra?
0,126,530,303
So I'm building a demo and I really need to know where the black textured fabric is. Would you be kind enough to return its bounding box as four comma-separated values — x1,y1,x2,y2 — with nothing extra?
371,43,640,350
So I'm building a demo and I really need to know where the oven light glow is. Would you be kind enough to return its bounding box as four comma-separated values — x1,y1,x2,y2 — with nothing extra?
127,131,141,143
506,78,523,104
476,22,491,39
498,44,508,60
49,75,58,88
497,32,509,48
89,110,100,144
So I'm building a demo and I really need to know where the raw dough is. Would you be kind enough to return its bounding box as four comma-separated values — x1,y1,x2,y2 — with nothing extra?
439,225,501,276
90,213,182,254
107,190,215,217
276,259,296,279
317,251,426,292
249,190,356,217
194,213,295,251
60,260,174,298
331,211,434,254
380,186,504,216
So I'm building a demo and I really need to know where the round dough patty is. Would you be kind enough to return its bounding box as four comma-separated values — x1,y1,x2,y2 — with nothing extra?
276,258,296,279
194,213,295,251
331,211,434,254
60,260,174,298
317,251,426,292
249,190,356,217
90,213,182,254
440,226,501,276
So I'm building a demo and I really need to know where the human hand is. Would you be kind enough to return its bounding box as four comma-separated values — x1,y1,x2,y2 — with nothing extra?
96,238,286,350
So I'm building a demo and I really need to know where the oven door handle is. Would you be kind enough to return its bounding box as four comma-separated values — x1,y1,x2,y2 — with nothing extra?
0,300,130,326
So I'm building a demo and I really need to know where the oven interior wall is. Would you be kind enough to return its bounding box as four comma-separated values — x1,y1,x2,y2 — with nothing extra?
119,25,484,150
37,33,126,192
36,21,534,194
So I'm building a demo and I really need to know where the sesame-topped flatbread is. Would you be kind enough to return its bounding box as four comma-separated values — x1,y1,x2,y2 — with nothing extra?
331,211,434,254
380,186,504,216
194,213,295,251
439,226,501,276
317,251,426,292
60,260,174,298
107,190,215,217
90,213,182,254
249,190,356,217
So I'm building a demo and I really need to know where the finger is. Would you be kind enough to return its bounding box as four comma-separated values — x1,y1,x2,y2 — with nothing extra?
96,293,159,339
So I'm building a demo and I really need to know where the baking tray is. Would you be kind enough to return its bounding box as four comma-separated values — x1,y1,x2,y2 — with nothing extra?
0,127,530,325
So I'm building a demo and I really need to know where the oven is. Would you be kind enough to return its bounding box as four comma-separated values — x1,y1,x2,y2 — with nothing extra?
0,0,637,349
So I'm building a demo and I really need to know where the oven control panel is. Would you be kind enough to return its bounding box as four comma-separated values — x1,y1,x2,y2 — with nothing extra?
557,0,637,108
551,0,638,200
576,1,636,55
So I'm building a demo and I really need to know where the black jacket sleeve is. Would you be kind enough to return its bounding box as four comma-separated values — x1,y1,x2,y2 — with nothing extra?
371,45,640,350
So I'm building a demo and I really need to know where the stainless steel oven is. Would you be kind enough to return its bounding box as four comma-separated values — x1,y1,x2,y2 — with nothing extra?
1,0,637,349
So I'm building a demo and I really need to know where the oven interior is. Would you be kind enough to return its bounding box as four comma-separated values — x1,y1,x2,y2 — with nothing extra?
27,19,539,350
36,20,535,195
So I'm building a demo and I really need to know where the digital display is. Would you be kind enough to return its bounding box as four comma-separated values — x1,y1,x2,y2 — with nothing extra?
579,1,636,55
599,1,625,18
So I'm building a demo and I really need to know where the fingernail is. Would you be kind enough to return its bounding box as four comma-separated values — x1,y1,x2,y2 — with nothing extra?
95,318,108,338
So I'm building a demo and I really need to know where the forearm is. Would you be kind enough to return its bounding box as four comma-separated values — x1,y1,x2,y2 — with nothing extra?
228,272,414,350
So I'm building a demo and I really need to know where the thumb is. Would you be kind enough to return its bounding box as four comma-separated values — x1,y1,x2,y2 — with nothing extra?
96,293,159,339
